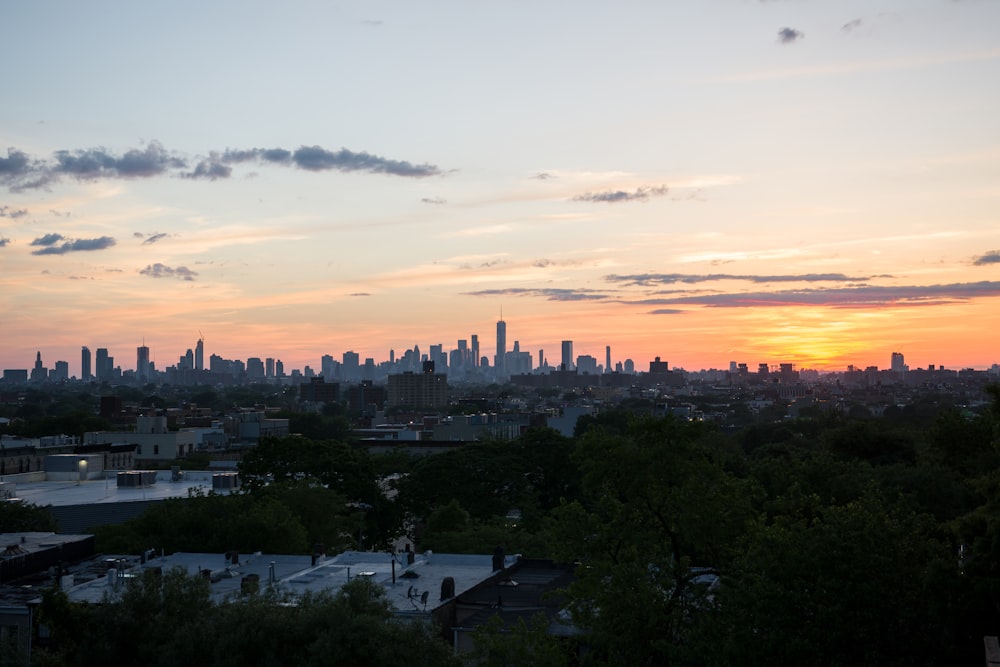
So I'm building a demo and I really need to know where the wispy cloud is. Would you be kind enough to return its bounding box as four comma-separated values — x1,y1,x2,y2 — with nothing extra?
649,308,685,315
605,272,878,287
463,287,612,301
841,18,863,33
30,233,65,247
974,250,1000,266
142,232,170,245
2,142,443,191
0,237,10,247
573,185,669,203
630,282,1000,309
777,27,804,44
421,197,447,205
139,263,198,281
184,145,442,180
0,205,28,219
30,235,116,255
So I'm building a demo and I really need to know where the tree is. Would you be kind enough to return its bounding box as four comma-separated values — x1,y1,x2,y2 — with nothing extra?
550,416,755,666
0,500,57,532
702,493,962,666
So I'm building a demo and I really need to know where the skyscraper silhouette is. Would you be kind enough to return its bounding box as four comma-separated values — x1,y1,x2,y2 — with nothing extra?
495,318,506,376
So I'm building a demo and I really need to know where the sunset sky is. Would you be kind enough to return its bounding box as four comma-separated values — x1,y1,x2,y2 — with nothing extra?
2,0,999,376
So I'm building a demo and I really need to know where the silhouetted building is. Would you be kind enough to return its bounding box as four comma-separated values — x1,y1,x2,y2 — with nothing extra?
388,370,449,410
81,346,92,381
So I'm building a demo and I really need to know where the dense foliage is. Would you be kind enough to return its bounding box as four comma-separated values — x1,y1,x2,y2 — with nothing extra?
31,383,1000,664
33,571,458,667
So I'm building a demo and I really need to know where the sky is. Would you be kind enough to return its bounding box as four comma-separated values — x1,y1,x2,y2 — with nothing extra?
2,0,999,375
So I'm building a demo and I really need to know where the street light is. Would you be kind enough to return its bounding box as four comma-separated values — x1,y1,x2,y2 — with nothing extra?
78,458,88,485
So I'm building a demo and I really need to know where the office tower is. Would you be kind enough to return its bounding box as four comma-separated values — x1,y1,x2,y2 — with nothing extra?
52,360,69,382
606,345,611,374
471,335,479,367
495,319,507,376
429,344,447,372
457,339,468,369
246,357,265,380
275,359,284,378
891,352,906,373
343,350,360,382
95,348,110,381
181,349,194,370
30,351,46,382
538,349,544,370
561,341,574,371
136,345,151,382
195,337,204,371
81,346,92,381
266,357,275,378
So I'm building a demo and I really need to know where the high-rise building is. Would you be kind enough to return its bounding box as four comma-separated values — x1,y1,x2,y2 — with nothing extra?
471,334,479,368
343,350,360,382
52,360,69,382
81,346,92,381
195,338,204,371
561,341,574,371
605,346,611,374
30,351,46,382
495,320,507,376
266,357,275,378
891,352,907,373
95,348,110,381
136,345,151,382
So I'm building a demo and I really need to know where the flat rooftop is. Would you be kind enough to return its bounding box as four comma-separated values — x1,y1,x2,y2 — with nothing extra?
58,549,511,613
9,470,235,508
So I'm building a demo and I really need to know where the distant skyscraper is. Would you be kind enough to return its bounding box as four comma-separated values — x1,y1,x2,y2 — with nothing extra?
266,357,275,378
30,351,46,382
891,352,907,373
561,341,574,371
95,348,109,381
471,335,479,368
136,345,150,382
495,320,507,376
195,337,204,371
81,346,92,381
605,345,611,373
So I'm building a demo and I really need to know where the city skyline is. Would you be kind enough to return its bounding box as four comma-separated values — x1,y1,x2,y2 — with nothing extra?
3,333,995,380
2,1,999,373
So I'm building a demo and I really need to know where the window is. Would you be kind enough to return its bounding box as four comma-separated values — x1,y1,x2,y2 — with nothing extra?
153,445,159,455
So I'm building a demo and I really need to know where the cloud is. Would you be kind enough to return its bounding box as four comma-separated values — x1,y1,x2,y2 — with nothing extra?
973,250,1000,266
629,281,1000,309
30,233,65,247
53,141,184,179
604,272,876,287
139,263,198,281
31,235,116,255
463,287,611,301
3,142,443,191
0,237,9,247
841,18,863,32
290,145,440,177
777,27,804,44
142,232,169,245
421,197,447,205
530,172,555,180
648,309,685,315
350,292,371,297
183,160,232,180
0,205,28,219
573,185,669,203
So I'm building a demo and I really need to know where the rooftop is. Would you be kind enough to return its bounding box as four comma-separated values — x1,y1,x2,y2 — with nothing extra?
8,470,235,508
55,549,512,614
